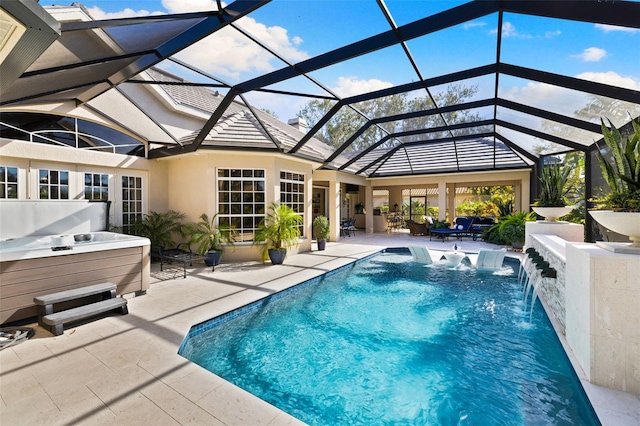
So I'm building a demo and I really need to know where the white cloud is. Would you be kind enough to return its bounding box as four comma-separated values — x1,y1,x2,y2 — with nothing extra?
331,76,394,98
85,6,164,19
84,0,223,20
572,47,607,62
500,71,640,118
545,30,561,38
84,2,308,81
489,22,532,39
162,0,308,79
162,0,221,13
175,16,309,80
463,21,486,30
595,23,639,34
576,71,640,91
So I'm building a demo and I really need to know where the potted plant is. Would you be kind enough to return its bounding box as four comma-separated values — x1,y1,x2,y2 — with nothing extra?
186,213,236,266
497,211,535,249
129,210,186,259
590,116,640,249
532,164,574,221
355,202,365,214
313,215,330,250
253,203,303,264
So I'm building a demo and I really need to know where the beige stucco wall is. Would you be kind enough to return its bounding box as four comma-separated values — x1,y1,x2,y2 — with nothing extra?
161,151,315,262
0,138,157,228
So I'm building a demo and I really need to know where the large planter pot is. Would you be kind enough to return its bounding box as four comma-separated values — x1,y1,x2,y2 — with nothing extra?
268,248,287,265
204,251,221,266
589,210,640,253
532,206,574,222
511,241,524,250
317,239,326,251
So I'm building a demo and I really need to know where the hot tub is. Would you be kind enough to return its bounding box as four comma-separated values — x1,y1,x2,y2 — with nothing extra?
0,232,149,261
0,232,150,324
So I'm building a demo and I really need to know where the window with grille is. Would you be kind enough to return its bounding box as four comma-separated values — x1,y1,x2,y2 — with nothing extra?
0,166,18,199
280,171,305,236
217,169,265,242
39,169,69,199
84,172,109,200
122,175,143,234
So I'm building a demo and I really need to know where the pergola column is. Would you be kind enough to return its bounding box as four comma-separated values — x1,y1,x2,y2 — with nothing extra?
329,179,341,241
364,185,374,234
447,183,456,221
437,181,447,221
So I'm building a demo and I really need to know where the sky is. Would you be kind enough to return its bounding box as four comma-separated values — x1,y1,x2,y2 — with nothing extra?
39,0,640,132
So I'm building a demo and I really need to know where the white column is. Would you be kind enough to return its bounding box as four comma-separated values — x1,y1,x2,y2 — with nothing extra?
438,181,447,221
329,180,341,241
365,185,374,234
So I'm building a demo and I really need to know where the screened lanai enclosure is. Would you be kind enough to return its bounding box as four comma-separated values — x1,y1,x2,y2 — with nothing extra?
1,0,639,240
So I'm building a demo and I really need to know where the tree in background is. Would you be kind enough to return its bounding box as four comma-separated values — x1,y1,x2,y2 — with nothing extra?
297,84,489,152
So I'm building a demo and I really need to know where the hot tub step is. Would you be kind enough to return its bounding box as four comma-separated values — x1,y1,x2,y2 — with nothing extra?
34,282,116,307
41,297,128,336
33,282,127,335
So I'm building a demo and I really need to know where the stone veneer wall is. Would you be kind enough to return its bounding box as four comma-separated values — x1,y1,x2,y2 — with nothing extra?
529,237,567,333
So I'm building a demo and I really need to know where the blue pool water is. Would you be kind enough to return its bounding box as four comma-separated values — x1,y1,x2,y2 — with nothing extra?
180,249,599,425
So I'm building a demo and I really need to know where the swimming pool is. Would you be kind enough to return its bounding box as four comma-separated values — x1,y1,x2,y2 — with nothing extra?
179,249,599,425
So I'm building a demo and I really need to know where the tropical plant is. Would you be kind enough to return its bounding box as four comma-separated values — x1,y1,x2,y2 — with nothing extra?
496,198,514,217
253,203,303,263
313,215,330,241
355,202,365,214
429,219,451,230
129,210,185,249
496,211,536,246
534,164,571,207
594,116,640,212
185,213,236,255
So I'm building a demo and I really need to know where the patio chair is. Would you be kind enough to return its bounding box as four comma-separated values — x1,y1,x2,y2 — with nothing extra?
468,248,507,271
406,220,428,236
429,217,474,242
408,246,433,264
340,219,356,237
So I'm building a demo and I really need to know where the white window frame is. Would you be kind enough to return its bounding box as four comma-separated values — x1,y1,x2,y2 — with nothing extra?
0,165,19,199
280,170,305,237
37,168,70,200
115,170,147,233
217,168,266,243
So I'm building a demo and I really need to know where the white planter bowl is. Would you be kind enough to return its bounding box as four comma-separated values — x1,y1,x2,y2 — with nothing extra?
589,210,640,248
532,206,574,221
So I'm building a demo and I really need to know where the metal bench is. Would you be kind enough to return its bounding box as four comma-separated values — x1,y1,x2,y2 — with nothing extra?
34,282,127,336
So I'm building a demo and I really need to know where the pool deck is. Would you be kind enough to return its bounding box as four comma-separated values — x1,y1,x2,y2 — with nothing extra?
1,231,639,425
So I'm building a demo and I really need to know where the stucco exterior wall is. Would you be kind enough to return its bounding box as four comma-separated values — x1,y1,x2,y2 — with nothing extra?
162,151,314,262
0,139,155,228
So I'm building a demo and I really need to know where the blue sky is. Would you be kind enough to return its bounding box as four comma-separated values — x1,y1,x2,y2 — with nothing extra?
40,0,640,126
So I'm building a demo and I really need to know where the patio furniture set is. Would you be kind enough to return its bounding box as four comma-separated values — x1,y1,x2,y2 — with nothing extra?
427,216,496,242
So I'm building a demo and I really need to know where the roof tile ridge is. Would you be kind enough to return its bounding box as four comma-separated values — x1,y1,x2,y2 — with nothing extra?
207,111,246,138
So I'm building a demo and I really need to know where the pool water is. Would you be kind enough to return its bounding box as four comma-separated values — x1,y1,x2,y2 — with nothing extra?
180,250,599,425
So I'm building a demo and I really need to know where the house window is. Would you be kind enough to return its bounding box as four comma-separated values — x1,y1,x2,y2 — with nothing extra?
39,169,69,199
84,173,109,200
217,168,265,242
280,171,305,236
122,175,143,234
0,166,18,199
